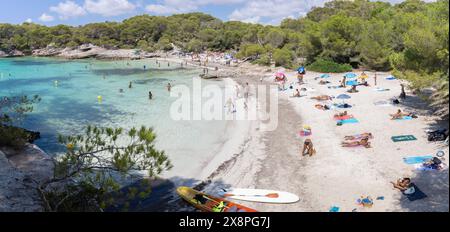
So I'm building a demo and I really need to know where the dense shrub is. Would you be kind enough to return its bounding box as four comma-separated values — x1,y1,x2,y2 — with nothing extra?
253,54,271,66
307,59,353,73
273,48,294,67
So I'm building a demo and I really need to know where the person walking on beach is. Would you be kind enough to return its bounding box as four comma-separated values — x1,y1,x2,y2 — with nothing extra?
374,72,377,86
243,83,250,100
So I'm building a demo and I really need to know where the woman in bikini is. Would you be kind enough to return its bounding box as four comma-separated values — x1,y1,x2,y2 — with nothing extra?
341,137,371,148
311,95,332,101
344,133,373,141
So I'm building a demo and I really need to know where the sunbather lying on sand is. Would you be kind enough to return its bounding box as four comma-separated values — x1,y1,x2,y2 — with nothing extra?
319,80,330,85
315,104,330,110
344,133,373,141
310,95,333,101
334,111,348,117
302,139,316,157
391,178,413,192
341,137,371,148
390,109,414,120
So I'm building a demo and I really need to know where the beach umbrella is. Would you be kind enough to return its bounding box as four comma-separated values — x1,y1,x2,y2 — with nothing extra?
275,72,286,78
337,94,351,100
345,73,357,79
320,74,330,78
337,94,351,103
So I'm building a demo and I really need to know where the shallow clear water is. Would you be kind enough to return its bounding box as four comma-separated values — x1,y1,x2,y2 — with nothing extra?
0,57,230,179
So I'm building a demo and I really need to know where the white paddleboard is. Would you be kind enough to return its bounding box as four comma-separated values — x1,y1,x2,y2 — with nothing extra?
221,188,300,204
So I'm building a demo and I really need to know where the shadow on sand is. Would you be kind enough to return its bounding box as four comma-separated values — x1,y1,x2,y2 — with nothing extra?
399,169,449,212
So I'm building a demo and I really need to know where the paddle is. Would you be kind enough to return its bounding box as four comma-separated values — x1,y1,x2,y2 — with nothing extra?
223,193,280,198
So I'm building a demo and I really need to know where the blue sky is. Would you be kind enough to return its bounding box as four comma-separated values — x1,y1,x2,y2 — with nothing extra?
0,0,433,26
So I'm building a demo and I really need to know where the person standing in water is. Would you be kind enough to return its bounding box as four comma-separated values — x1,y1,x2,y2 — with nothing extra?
149,91,153,100
167,83,172,92
129,82,133,89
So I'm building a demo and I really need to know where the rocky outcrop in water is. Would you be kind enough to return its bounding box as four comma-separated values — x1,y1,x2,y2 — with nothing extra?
0,50,25,58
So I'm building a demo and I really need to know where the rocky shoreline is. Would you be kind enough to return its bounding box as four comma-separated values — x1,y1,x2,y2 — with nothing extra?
1,44,163,60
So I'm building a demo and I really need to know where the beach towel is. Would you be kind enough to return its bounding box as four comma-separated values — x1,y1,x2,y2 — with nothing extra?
329,206,340,212
395,116,413,120
337,118,359,125
374,101,393,107
328,86,343,89
374,87,390,92
334,115,354,121
391,135,417,142
403,184,427,202
403,156,433,165
346,80,358,86
386,76,397,80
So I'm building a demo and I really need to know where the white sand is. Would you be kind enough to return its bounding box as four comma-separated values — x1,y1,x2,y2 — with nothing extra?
202,64,449,212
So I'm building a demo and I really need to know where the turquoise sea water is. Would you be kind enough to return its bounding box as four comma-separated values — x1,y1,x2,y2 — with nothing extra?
0,57,230,179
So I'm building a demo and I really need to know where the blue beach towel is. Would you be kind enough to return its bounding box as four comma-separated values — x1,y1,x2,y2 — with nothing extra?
346,80,358,86
396,116,413,120
403,156,433,165
329,206,340,212
337,118,359,124
386,75,397,80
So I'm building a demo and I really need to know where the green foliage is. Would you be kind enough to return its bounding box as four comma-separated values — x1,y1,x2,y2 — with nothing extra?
273,48,294,67
38,126,172,212
0,95,41,149
253,54,272,66
236,44,266,59
307,59,353,73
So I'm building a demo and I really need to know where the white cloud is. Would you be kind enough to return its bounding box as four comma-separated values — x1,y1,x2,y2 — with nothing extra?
25,18,33,23
229,0,329,25
39,13,55,22
84,0,137,17
50,1,87,20
146,0,246,15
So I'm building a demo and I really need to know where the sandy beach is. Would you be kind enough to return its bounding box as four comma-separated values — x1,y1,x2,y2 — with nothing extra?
186,58,449,212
